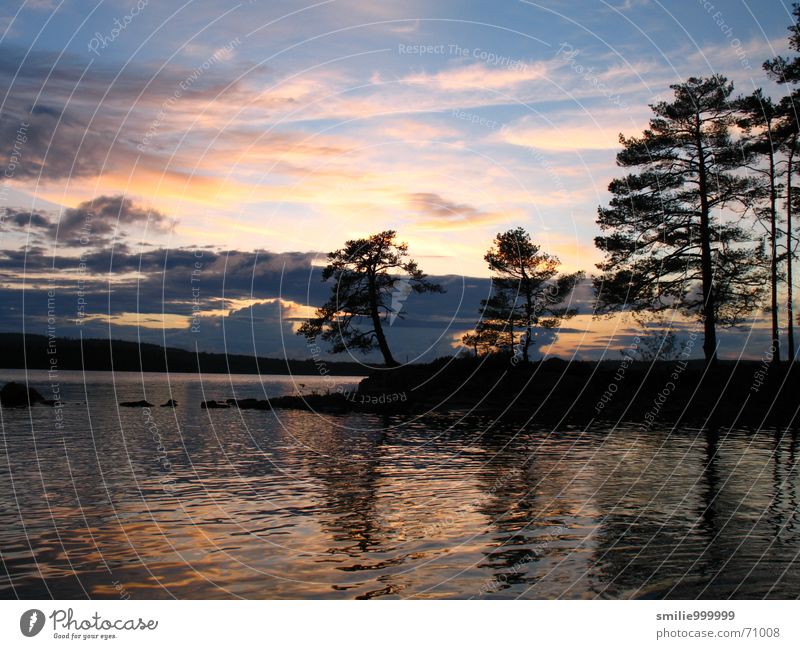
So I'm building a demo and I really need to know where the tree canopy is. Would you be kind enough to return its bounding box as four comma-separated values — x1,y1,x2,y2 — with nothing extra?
464,227,582,363
594,75,766,362
297,230,443,367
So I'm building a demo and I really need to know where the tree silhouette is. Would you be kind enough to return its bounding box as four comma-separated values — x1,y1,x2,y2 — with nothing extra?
297,230,443,367
462,315,503,357
736,89,788,363
782,118,800,361
629,317,685,362
765,3,800,362
594,75,765,363
464,290,517,357
464,228,582,363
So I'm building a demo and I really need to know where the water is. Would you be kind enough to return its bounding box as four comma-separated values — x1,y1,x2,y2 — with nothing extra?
1,369,799,599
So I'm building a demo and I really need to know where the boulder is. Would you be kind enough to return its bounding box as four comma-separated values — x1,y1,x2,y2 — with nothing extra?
1,382,49,408
160,399,178,407
119,400,154,407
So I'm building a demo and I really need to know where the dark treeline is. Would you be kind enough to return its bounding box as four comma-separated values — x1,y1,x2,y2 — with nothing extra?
0,333,368,376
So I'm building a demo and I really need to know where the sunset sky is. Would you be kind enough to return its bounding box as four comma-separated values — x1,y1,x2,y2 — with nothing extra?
0,0,794,362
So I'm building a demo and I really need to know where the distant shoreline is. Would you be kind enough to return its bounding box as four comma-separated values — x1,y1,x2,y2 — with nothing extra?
0,333,370,376
1,367,368,378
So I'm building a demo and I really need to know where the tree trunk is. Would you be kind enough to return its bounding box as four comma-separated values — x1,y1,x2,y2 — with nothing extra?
696,122,718,363
368,273,397,367
788,141,796,363
522,328,531,363
522,295,533,364
769,147,781,362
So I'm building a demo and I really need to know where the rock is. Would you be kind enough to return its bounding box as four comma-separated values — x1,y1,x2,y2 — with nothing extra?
226,398,270,410
119,400,154,407
270,393,352,413
201,400,230,409
160,399,178,407
1,382,49,408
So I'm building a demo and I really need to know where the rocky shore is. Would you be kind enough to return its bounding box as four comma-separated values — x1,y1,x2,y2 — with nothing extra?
4,358,798,428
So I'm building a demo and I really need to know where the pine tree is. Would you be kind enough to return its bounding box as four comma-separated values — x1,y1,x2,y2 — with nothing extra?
736,90,787,362
594,75,765,363
765,3,800,362
464,228,582,363
297,231,443,366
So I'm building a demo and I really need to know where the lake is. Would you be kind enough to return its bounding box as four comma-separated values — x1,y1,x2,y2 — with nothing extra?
1,369,798,599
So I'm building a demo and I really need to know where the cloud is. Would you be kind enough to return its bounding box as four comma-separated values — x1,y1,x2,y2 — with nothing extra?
0,44,266,184
407,192,516,229
86,311,193,330
3,195,171,248
610,0,650,11
59,195,171,245
403,61,548,91
2,208,51,229
24,0,58,9
378,118,460,141
498,121,623,152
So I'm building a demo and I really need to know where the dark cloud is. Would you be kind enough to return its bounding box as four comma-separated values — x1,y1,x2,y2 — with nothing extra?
28,104,64,120
1,195,171,248
57,195,171,245
2,208,50,229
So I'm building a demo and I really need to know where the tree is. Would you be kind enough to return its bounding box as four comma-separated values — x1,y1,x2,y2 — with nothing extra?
782,114,800,361
736,90,787,363
764,3,800,85
765,4,800,362
464,290,518,357
463,228,582,363
628,315,686,362
594,75,765,363
297,230,443,367
634,328,681,362
462,326,501,357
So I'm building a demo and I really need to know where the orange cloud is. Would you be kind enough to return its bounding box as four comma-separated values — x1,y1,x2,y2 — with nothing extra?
403,61,548,91
84,312,191,330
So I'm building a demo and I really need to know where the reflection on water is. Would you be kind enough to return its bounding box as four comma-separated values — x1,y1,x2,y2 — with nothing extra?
1,369,799,599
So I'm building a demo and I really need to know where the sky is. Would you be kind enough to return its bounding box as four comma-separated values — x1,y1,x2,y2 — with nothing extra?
0,0,795,363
